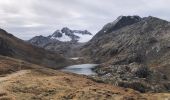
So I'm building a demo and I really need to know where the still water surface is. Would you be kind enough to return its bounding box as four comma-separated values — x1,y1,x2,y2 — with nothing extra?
61,64,98,75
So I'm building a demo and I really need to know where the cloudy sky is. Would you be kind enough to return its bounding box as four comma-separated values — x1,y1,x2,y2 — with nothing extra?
0,0,170,40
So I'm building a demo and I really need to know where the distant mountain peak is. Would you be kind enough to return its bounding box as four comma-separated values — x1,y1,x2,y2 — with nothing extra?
50,30,63,38
29,27,93,49
48,27,92,42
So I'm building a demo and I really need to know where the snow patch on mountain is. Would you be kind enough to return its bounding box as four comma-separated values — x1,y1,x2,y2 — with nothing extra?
48,27,93,42
51,32,72,42
73,32,93,42
29,27,93,48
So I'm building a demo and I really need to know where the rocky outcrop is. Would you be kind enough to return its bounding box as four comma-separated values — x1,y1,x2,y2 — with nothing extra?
82,16,170,92
0,37,13,56
93,63,169,93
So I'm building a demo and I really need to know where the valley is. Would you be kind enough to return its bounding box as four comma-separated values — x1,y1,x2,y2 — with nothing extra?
0,55,148,100
0,55,169,100
0,15,170,100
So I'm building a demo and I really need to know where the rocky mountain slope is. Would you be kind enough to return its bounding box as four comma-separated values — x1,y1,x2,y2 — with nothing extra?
0,28,70,69
29,27,92,57
82,16,170,92
0,55,169,100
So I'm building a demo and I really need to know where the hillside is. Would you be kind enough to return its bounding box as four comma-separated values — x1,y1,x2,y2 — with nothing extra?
83,16,170,66
0,55,169,100
0,29,70,69
82,16,170,92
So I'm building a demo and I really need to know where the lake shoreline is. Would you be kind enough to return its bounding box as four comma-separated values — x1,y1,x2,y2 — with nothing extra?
61,64,99,75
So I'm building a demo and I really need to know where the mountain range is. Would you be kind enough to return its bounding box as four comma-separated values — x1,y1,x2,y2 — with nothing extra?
0,15,170,99
28,15,170,92
28,27,92,57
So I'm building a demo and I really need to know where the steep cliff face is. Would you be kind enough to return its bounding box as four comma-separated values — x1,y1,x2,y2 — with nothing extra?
0,28,70,69
82,16,170,92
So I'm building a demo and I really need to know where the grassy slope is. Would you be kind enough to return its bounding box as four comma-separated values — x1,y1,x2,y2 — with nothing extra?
0,55,169,100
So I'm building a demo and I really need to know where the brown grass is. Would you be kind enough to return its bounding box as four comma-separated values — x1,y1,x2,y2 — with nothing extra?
0,55,169,100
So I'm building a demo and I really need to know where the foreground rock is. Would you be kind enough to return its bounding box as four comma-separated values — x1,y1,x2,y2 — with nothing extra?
82,16,170,92
93,63,169,93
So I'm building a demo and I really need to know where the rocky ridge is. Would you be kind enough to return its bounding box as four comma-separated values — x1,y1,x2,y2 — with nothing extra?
82,16,170,92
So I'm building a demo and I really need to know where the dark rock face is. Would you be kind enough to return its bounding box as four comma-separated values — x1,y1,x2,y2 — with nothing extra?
82,16,170,92
50,30,62,38
28,35,52,47
133,66,150,78
94,16,142,38
0,37,13,56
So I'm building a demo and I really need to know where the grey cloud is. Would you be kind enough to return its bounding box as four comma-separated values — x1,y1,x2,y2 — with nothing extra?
0,0,169,40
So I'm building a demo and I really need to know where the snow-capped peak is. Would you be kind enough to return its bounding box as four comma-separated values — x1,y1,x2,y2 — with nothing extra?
48,27,92,42
51,32,72,42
